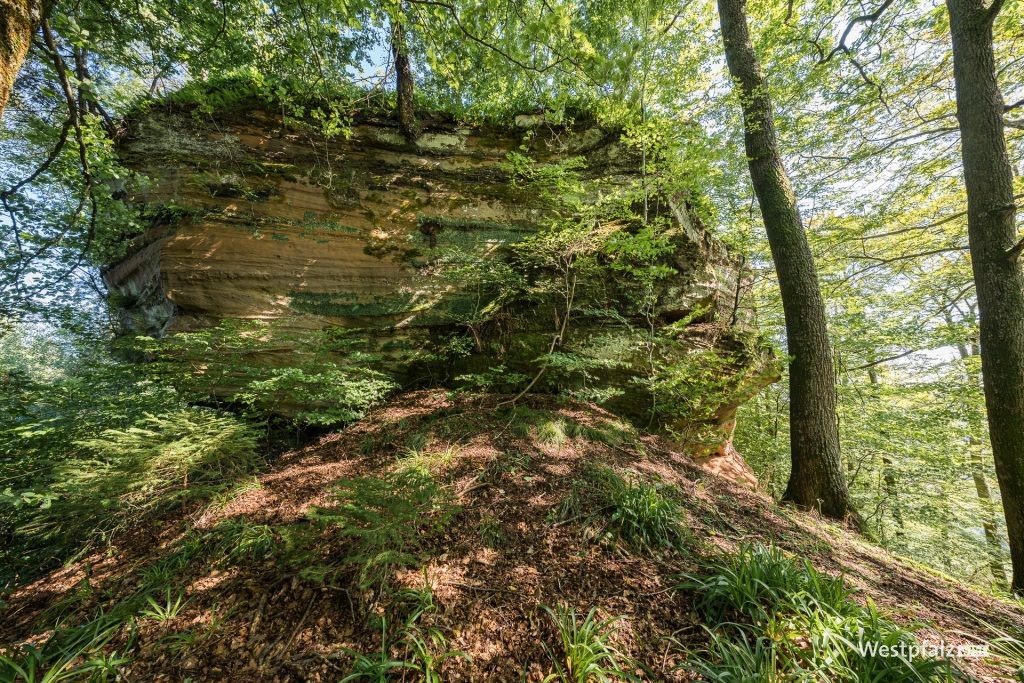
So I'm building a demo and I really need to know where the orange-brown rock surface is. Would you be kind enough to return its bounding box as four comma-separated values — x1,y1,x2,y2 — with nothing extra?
105,106,772,435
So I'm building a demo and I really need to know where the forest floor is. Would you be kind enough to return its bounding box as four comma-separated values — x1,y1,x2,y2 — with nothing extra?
2,391,1022,681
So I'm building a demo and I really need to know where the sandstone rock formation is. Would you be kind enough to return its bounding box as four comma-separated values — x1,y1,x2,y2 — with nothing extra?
106,104,774,458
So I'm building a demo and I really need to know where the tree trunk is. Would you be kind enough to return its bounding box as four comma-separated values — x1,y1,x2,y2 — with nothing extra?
717,0,854,521
0,0,41,120
390,15,416,142
947,0,1024,594
950,312,1010,590
972,445,1010,589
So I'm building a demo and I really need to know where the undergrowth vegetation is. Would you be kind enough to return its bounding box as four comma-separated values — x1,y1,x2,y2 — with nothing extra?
557,465,690,552
340,586,469,682
678,544,963,681
307,470,457,594
542,605,637,683
0,343,264,587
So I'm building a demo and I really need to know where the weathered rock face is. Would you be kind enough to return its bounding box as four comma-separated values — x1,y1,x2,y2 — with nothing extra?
106,106,772,443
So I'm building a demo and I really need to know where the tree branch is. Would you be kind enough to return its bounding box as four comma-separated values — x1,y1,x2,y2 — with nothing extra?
405,0,578,77
1007,235,1024,262
849,349,918,371
986,0,1005,21
819,0,895,64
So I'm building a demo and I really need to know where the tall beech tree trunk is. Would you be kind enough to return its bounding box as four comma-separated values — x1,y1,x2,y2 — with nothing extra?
390,14,416,141
717,0,854,521
947,0,1024,594
0,0,41,120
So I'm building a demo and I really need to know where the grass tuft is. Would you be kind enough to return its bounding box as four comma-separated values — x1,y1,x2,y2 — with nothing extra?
558,466,688,551
677,543,961,681
542,604,637,682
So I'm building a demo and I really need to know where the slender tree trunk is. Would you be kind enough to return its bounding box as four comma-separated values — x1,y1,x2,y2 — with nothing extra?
0,0,41,120
950,315,1010,589
881,457,905,537
717,0,854,521
390,14,416,141
947,0,1024,594
972,445,1010,589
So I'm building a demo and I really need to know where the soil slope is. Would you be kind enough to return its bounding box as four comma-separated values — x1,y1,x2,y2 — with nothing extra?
2,391,1022,681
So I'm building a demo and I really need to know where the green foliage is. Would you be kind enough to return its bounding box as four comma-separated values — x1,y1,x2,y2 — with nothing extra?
398,444,461,476
542,605,637,683
16,408,260,559
136,531,210,594
978,622,1024,680
340,586,469,682
212,519,280,565
678,544,852,625
737,367,1013,589
453,365,529,394
678,544,959,681
140,588,189,622
558,466,688,552
308,470,457,591
0,328,265,587
134,321,395,427
0,610,131,683
537,418,569,447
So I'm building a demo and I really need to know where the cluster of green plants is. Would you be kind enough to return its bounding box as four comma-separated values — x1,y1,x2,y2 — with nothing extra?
501,407,637,451
0,609,132,683
0,324,268,587
340,585,469,682
557,465,689,552
19,408,260,557
677,544,962,681
132,319,395,427
542,604,638,683
306,469,458,593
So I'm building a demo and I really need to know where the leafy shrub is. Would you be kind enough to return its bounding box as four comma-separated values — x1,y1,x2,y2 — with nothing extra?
3,405,261,587
134,321,396,428
17,409,260,554
236,364,394,426
1,331,189,584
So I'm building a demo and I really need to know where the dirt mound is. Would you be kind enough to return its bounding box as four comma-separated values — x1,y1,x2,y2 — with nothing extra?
2,391,1021,681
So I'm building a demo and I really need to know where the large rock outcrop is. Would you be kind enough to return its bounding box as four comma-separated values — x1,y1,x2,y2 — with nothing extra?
106,104,773,451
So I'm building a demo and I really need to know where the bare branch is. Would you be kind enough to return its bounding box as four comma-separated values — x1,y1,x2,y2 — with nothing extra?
1007,235,1024,262
820,0,895,64
850,349,919,371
